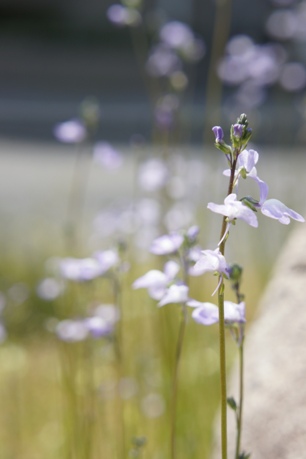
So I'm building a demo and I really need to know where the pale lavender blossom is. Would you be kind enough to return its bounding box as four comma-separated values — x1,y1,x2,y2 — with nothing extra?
146,45,181,77
93,249,119,274
56,319,88,342
132,260,180,300
158,284,189,307
138,158,169,191
60,257,103,282
37,277,64,301
93,142,123,169
223,149,269,203
186,225,200,243
190,248,229,277
260,199,305,224
150,232,184,255
94,304,120,323
189,300,245,325
84,316,114,338
159,21,205,62
107,4,141,27
160,21,194,50
207,193,258,228
53,119,86,143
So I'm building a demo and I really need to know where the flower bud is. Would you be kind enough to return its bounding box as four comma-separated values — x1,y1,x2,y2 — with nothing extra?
237,113,248,127
228,264,243,284
212,126,224,142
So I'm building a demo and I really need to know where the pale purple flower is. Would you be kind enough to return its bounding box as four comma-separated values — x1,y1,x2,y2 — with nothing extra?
160,21,194,50
158,284,189,307
138,158,169,191
84,316,114,338
132,260,180,300
261,199,305,224
53,119,86,143
212,126,224,142
190,248,229,277
188,300,219,325
186,225,200,243
94,304,120,323
56,319,88,342
37,277,64,301
107,4,141,27
150,232,183,255
159,21,205,62
93,249,119,274
59,257,103,282
189,300,245,325
93,142,123,169
207,193,258,228
146,45,181,77
224,149,269,204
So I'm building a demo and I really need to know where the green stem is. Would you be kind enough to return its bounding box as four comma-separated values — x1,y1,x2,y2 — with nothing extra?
235,341,244,459
171,304,187,459
217,281,227,459
218,155,238,459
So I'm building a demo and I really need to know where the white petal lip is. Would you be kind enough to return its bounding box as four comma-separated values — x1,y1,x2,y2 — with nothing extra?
158,284,189,307
190,301,245,326
191,302,219,325
237,149,258,172
261,199,305,224
132,270,167,289
192,248,228,276
150,233,183,255
208,194,258,228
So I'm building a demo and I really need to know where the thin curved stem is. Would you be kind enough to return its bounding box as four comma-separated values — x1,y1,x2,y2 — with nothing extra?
217,154,238,459
235,341,244,459
170,303,187,459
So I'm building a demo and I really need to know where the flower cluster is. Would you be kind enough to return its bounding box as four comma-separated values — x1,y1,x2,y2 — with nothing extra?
133,114,305,331
133,226,201,307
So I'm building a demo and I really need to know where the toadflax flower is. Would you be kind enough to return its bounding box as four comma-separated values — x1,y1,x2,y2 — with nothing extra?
132,260,180,300
260,198,305,224
150,232,184,255
53,119,86,143
188,300,245,326
158,284,189,307
207,193,258,228
223,149,269,204
190,248,229,277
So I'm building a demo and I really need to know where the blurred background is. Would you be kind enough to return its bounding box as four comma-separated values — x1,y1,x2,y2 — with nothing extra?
0,2,306,458
1,0,305,144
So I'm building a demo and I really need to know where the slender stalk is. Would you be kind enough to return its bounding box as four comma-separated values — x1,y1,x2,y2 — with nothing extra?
217,155,238,459
170,303,187,459
235,341,244,459
203,0,232,141
217,280,227,459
